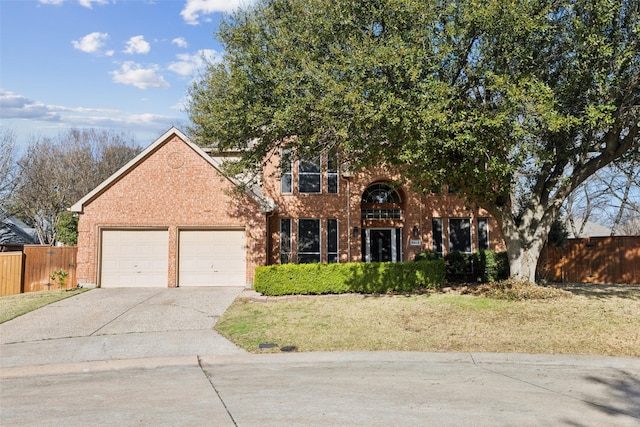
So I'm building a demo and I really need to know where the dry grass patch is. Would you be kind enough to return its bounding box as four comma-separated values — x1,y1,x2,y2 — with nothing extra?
0,289,89,323
216,283,640,356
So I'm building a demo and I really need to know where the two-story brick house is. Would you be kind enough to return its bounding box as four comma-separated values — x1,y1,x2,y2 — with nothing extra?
71,127,503,288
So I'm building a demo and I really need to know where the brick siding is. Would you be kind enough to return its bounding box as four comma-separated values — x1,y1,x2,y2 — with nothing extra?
75,134,265,287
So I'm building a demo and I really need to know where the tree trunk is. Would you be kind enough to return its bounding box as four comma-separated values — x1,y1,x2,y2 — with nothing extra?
494,204,555,284
504,236,545,283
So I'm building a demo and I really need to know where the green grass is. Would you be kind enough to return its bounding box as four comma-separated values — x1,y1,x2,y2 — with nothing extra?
0,289,89,323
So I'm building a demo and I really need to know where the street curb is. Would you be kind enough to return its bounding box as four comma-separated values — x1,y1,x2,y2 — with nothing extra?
0,355,198,379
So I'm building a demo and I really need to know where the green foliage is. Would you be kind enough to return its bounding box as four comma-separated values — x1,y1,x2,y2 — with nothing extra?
56,211,78,246
475,250,498,283
495,251,510,282
445,251,471,282
413,251,441,261
441,251,510,283
254,260,445,296
548,218,569,248
188,0,639,282
49,269,68,290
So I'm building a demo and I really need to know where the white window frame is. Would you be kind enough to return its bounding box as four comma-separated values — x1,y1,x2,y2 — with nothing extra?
327,152,338,194
280,218,292,264
298,156,322,193
477,217,489,251
297,218,321,263
327,218,338,263
449,218,472,253
432,218,443,254
280,148,293,194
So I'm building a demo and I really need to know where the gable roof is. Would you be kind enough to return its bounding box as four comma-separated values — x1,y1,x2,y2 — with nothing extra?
70,127,275,213
0,211,39,245
566,218,612,238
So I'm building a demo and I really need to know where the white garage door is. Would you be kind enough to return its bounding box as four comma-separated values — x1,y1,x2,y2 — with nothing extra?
101,229,168,287
179,229,246,286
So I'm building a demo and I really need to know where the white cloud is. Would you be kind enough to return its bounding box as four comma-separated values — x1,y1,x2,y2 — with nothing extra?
181,0,255,25
111,62,170,89
124,35,151,55
167,49,221,77
0,90,61,121
39,0,109,7
78,0,109,8
72,32,109,54
0,89,181,147
172,37,188,48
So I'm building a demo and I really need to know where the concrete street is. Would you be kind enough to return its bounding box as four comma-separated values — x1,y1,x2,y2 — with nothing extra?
1,288,639,426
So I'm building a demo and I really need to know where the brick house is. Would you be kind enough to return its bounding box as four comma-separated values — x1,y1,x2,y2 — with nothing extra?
72,127,503,288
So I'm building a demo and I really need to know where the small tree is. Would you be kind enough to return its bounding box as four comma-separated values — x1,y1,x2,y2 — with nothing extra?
56,211,79,246
49,269,68,290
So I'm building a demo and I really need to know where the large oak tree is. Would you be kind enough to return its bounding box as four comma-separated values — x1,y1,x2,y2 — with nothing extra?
187,0,639,282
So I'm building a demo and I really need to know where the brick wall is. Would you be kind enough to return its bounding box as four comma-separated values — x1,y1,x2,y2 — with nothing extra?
261,149,505,265
75,134,265,287
75,130,506,287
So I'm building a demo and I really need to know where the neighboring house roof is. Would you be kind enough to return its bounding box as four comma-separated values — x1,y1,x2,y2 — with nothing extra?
70,127,275,213
567,218,612,238
0,213,39,245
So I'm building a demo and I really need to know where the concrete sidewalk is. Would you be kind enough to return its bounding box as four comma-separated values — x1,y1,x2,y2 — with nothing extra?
1,288,639,426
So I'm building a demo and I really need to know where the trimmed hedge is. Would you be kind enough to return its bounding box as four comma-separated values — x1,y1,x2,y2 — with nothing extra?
254,260,446,296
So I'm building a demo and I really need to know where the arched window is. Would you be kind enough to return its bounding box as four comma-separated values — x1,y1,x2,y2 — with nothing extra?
361,183,403,220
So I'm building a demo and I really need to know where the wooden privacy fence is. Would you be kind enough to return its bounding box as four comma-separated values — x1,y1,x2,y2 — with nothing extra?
537,236,640,285
0,246,78,296
22,246,77,292
1,252,24,296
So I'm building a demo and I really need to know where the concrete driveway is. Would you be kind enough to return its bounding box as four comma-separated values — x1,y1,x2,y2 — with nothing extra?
2,288,639,426
0,287,246,368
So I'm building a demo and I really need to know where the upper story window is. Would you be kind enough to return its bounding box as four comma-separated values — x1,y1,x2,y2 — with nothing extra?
280,148,293,194
299,156,321,193
327,152,338,194
361,183,403,220
279,149,339,195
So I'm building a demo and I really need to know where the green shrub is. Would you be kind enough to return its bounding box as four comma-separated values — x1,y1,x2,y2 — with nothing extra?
444,250,509,283
413,251,441,261
445,251,472,282
495,251,510,280
254,260,445,296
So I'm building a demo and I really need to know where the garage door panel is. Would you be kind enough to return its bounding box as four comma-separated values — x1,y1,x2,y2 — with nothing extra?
101,230,168,288
179,230,246,286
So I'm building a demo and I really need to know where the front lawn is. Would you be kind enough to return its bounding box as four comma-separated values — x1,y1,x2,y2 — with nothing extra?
216,283,640,356
0,289,89,323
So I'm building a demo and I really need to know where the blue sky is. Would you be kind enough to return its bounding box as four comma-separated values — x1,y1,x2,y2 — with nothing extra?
1,0,254,150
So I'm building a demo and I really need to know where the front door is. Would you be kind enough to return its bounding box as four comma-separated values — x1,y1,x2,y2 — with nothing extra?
364,228,401,262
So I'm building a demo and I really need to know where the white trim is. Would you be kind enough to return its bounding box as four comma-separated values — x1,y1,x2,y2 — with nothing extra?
364,228,401,262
